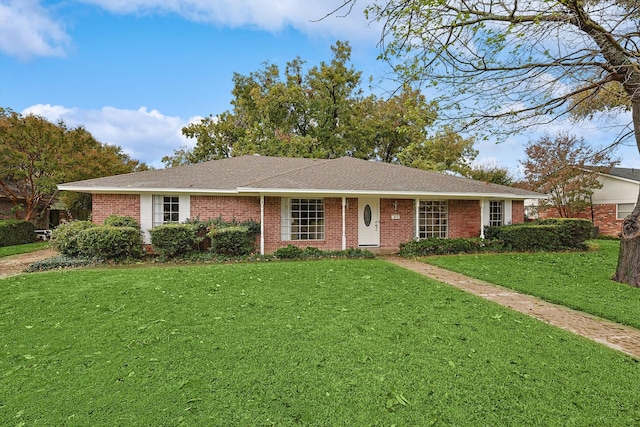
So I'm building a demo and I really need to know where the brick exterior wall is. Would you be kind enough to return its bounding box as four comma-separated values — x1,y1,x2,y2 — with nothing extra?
449,200,481,238
91,193,526,252
92,194,141,225
539,204,622,236
511,200,525,224
379,198,414,248
190,195,261,222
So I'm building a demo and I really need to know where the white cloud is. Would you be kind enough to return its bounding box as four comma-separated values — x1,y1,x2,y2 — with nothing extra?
0,0,71,59
80,0,378,41
23,104,197,168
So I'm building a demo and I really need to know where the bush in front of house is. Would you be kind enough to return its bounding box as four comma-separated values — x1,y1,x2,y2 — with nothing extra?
485,218,594,251
0,219,36,247
149,223,202,258
208,226,255,256
272,245,375,260
50,221,98,256
399,237,503,257
76,226,143,260
103,214,140,230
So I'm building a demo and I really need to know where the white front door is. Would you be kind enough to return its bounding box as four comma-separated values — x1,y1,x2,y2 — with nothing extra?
358,198,380,246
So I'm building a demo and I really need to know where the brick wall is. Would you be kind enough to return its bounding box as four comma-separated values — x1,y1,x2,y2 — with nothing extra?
92,194,141,225
449,200,481,238
190,195,260,222
511,200,525,224
380,198,414,248
539,204,622,236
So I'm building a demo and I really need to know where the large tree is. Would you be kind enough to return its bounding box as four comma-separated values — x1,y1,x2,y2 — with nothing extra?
521,133,618,218
338,0,640,285
0,108,147,222
163,42,476,173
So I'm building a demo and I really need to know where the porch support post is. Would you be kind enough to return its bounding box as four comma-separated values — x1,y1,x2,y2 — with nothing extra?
341,196,347,250
480,199,485,239
260,194,265,255
415,198,420,239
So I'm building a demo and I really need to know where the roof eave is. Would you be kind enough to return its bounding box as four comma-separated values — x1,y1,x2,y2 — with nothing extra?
237,187,546,199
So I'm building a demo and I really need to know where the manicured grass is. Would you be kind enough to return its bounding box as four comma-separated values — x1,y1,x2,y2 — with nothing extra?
0,242,49,258
425,240,640,329
2,259,640,425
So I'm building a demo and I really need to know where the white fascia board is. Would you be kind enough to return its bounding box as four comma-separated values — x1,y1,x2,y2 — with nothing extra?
56,185,240,195
236,187,545,200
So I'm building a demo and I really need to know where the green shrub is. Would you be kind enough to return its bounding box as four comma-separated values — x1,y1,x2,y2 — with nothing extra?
399,237,502,257
103,214,140,229
76,226,143,260
273,244,305,259
208,226,255,256
150,224,202,258
486,219,594,251
50,221,97,256
273,245,375,260
0,219,35,247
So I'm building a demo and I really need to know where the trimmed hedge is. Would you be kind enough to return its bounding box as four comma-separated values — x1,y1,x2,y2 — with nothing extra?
400,218,595,257
273,245,375,260
76,226,143,260
208,226,255,256
50,221,98,256
485,218,594,251
149,224,202,258
0,220,35,247
399,237,503,257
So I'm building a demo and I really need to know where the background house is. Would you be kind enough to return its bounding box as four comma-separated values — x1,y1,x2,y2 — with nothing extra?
59,155,544,254
537,167,640,236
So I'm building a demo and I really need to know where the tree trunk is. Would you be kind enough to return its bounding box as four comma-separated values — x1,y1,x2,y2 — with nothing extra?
613,100,640,287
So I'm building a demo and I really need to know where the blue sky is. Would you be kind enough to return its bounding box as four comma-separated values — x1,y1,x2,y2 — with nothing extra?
1,0,637,172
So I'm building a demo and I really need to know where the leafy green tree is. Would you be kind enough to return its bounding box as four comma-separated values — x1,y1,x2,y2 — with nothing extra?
335,1,639,284
465,164,514,186
0,108,147,222
164,41,470,173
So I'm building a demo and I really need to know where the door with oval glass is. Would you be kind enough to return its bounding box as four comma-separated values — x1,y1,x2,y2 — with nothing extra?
358,197,379,246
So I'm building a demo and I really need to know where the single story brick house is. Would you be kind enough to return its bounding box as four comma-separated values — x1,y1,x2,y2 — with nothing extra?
537,167,640,236
58,155,544,254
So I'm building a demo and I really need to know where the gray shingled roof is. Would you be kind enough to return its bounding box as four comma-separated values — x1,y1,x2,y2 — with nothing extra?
58,155,543,199
606,167,640,182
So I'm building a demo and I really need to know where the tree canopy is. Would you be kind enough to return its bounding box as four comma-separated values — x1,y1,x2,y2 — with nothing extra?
0,108,147,222
163,42,476,173
521,133,618,218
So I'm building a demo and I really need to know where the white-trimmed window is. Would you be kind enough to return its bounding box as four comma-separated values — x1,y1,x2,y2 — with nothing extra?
617,203,634,220
281,198,325,241
489,200,505,227
153,195,180,226
418,200,448,238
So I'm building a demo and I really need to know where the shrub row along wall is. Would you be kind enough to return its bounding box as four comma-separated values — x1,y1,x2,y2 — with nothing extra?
399,218,595,256
0,220,35,247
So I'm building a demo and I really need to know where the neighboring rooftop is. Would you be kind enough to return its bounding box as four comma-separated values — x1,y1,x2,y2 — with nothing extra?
606,167,640,182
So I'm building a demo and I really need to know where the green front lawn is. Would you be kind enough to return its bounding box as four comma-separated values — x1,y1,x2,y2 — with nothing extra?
0,242,49,258
425,240,640,329
2,259,640,425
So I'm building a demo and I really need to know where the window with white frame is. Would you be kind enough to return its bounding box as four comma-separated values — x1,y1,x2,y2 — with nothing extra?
281,198,325,240
489,200,505,227
617,203,634,220
153,195,180,226
418,200,448,238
